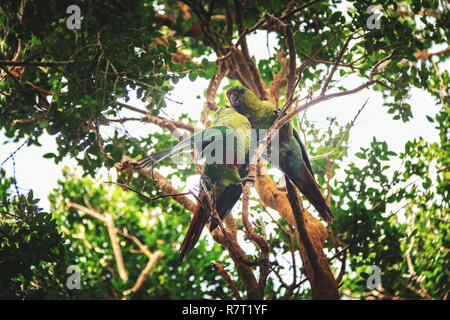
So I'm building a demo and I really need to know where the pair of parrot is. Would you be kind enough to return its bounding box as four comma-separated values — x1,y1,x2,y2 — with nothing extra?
137,85,333,261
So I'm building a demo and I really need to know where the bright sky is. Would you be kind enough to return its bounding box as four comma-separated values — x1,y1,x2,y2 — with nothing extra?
0,29,444,214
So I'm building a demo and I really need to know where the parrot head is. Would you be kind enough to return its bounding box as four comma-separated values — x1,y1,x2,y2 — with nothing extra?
226,85,259,116
226,86,246,109
226,86,274,130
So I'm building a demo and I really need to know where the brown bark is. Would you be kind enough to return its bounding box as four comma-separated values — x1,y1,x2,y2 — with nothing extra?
211,214,261,299
254,162,339,299
213,262,242,300
123,250,163,296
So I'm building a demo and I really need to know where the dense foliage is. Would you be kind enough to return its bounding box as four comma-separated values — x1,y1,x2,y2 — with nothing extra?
0,0,448,299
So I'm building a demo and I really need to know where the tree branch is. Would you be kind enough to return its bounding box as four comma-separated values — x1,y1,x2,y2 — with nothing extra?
117,155,197,213
213,262,242,300
119,227,163,297
123,250,163,297
66,201,128,282
115,101,196,132
320,35,352,96
105,213,129,281
280,0,324,20
0,59,75,67
241,175,270,298
285,175,339,300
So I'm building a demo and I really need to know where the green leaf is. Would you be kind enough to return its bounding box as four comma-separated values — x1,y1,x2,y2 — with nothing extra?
43,153,56,159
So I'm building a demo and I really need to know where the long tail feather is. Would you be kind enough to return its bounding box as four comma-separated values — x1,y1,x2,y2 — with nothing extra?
136,139,193,168
136,149,173,168
137,126,232,169
179,193,209,261
291,164,334,223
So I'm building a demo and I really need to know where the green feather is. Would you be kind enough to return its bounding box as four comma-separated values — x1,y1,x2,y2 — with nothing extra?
227,85,334,223
138,107,252,237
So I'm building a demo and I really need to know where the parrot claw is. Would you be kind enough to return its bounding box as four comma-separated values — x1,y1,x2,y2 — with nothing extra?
241,175,255,186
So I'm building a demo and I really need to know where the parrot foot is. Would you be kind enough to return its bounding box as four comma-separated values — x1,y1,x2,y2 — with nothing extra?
241,175,255,186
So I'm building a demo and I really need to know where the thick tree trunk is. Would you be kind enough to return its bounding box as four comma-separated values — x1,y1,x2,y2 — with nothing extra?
255,162,339,299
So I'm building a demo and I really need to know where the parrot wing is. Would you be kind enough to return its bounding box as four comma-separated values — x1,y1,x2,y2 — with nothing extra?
179,170,245,261
208,182,243,232
273,110,333,223
293,128,314,176
271,108,314,176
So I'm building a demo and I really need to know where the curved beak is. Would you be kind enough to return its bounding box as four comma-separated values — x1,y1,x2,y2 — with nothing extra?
227,89,239,107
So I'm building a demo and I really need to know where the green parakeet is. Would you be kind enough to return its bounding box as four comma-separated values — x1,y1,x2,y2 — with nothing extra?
137,108,251,261
226,85,334,224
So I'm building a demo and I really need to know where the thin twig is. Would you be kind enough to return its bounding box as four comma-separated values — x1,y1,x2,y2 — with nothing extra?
0,59,75,67
104,181,192,202
280,0,324,20
320,35,353,96
310,97,369,160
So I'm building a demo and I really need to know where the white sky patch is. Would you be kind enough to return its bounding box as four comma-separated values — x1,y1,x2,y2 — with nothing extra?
0,26,446,297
